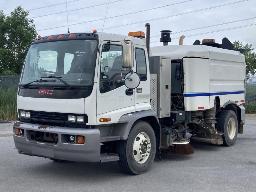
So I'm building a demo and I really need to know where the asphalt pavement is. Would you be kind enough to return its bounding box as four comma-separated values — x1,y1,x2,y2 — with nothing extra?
0,115,255,192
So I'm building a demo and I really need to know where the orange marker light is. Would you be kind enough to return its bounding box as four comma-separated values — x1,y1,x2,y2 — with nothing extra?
47,35,56,40
57,34,65,40
68,33,76,39
99,118,111,123
92,28,97,33
128,31,145,38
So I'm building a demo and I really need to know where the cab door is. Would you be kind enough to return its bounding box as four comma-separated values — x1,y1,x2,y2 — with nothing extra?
97,42,135,121
134,46,151,111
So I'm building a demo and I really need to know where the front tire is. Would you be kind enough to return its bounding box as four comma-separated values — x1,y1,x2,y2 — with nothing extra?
217,110,238,146
118,121,156,175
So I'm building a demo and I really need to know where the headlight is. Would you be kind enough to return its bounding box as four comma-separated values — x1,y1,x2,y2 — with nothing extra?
20,110,30,118
25,112,30,118
68,115,76,122
20,110,26,118
76,116,84,123
68,115,85,123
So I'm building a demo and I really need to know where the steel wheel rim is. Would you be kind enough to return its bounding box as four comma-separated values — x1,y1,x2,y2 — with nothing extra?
132,132,151,164
227,117,236,140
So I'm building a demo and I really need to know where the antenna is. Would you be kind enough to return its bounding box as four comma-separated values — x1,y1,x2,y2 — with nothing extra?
101,0,111,32
66,0,70,33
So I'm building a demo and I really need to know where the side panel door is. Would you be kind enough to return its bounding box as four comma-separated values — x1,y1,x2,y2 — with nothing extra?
134,46,151,111
97,42,135,121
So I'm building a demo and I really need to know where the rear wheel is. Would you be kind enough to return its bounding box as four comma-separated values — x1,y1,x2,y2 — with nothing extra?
117,121,156,175
217,110,238,146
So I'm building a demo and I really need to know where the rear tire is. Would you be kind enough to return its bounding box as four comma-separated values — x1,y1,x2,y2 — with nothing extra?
117,121,156,175
217,110,238,146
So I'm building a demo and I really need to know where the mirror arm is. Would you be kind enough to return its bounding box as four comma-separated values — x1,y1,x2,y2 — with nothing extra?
125,70,134,81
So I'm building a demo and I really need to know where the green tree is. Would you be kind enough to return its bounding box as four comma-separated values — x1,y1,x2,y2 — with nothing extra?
0,6,37,74
233,41,256,75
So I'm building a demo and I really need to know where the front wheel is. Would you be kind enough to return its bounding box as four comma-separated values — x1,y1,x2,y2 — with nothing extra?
217,110,238,146
117,121,156,175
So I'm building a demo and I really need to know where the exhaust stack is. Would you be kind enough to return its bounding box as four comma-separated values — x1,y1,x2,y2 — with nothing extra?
145,23,150,56
160,30,171,46
179,35,185,45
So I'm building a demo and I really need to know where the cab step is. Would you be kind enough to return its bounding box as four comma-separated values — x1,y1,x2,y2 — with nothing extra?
172,140,190,145
191,136,223,145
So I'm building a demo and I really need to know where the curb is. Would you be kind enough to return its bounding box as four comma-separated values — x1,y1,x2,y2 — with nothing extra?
0,121,12,124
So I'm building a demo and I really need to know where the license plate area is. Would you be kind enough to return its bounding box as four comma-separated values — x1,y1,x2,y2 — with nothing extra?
27,130,58,144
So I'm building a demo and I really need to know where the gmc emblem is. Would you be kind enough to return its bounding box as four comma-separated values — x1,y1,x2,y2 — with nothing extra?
38,89,54,96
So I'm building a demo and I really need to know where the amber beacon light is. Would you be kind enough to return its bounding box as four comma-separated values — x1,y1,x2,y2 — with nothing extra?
128,31,145,38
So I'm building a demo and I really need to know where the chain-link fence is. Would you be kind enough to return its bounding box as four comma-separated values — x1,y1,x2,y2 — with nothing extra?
0,75,20,89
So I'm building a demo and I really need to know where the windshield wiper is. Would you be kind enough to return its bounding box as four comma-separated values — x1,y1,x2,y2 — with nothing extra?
20,76,70,88
40,75,70,87
20,78,48,88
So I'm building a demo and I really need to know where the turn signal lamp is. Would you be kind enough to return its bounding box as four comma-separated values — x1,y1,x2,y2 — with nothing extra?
128,31,145,38
76,136,85,144
15,128,24,136
99,118,111,123
67,135,85,144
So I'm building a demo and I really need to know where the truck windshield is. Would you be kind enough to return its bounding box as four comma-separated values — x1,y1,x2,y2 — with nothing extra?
20,40,98,87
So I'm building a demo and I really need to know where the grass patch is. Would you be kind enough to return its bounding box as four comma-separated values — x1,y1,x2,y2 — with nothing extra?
246,85,256,113
246,102,256,114
0,87,17,121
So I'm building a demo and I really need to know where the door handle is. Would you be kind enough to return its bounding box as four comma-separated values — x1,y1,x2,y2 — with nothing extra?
125,88,133,96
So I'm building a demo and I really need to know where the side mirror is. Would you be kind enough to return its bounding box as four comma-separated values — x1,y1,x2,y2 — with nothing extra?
124,71,140,89
122,40,133,68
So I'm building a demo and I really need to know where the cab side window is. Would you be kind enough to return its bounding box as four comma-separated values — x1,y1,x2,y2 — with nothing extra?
135,48,147,81
100,44,128,93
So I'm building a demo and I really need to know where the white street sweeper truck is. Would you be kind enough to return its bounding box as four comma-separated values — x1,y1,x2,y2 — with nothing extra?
13,24,246,174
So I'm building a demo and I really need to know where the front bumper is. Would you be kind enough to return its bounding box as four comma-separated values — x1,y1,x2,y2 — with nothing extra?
13,122,101,162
